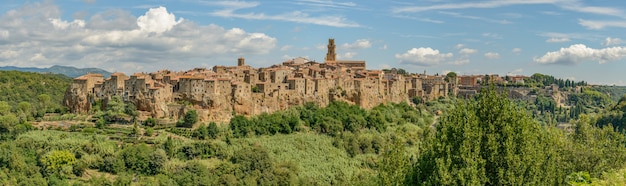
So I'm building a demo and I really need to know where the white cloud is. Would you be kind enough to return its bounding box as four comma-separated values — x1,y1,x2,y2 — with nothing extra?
482,33,501,39
484,52,500,59
455,44,465,49
603,37,623,46
508,68,523,75
294,0,357,9
439,11,511,24
0,2,276,72
449,59,469,65
534,44,626,65
341,39,371,49
579,19,626,30
512,48,522,54
49,18,85,29
339,52,357,59
392,0,626,19
380,44,387,50
210,1,360,28
459,48,477,55
395,47,453,66
280,45,293,51
546,37,571,43
137,7,182,33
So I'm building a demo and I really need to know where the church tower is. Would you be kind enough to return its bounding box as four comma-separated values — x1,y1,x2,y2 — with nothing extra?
237,57,245,66
325,38,336,62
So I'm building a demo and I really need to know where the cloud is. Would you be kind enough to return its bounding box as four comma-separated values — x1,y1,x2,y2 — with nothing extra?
136,7,182,33
86,9,139,30
339,52,357,59
280,45,293,51
459,48,477,55
0,2,276,72
392,0,626,19
546,37,571,43
449,59,469,65
604,37,623,46
579,19,626,30
438,11,511,24
506,68,524,76
534,44,626,65
512,48,522,54
455,44,465,49
484,52,500,59
392,14,444,24
396,47,453,66
341,39,371,49
380,44,387,50
482,33,501,39
293,0,358,9
209,1,361,28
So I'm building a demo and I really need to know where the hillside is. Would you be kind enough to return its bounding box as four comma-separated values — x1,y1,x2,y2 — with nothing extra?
0,71,72,114
0,65,111,78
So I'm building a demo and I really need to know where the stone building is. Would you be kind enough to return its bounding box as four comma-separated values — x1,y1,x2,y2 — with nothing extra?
65,39,453,123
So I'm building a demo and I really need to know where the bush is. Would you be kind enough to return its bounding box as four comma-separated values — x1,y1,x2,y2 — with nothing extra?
145,127,154,137
177,110,198,128
40,150,76,177
207,122,219,139
120,144,167,175
143,117,157,127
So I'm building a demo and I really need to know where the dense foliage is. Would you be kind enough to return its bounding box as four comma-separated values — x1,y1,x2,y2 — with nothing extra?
407,87,626,185
0,71,71,116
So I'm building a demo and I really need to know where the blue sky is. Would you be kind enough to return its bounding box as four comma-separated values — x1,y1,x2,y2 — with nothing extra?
1,0,626,85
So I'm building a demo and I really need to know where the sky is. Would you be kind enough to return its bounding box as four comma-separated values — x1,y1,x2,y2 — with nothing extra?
1,0,626,85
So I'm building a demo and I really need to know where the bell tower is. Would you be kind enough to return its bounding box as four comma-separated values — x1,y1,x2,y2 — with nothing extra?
237,57,245,66
325,38,336,62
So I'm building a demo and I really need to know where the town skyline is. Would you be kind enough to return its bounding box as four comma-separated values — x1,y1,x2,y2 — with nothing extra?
1,1,626,85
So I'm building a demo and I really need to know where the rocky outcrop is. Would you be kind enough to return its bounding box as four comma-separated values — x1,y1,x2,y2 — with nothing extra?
63,86,91,113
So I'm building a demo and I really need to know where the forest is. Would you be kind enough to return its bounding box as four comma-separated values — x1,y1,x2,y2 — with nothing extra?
2,71,626,185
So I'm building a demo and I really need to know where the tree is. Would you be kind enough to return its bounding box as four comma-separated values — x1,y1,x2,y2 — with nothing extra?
37,94,51,114
40,150,76,177
120,144,167,175
17,101,32,122
445,72,457,83
411,87,565,185
207,122,219,139
0,101,11,115
378,138,410,186
178,110,198,128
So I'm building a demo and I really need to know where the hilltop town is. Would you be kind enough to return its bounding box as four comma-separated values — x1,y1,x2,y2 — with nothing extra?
64,39,541,123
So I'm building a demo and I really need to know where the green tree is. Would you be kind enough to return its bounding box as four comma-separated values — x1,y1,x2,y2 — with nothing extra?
0,101,11,115
444,72,457,83
378,138,410,186
40,150,76,177
120,144,167,175
17,101,32,122
178,110,198,128
412,87,564,185
207,122,219,139
37,94,51,114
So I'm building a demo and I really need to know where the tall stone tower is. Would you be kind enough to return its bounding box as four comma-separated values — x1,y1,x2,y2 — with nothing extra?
325,38,336,62
237,57,245,66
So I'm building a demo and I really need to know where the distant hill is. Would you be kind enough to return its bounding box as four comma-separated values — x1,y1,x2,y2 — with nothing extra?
0,65,111,78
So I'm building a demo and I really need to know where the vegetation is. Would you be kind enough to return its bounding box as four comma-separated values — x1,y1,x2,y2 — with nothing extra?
4,70,626,185
0,71,71,118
